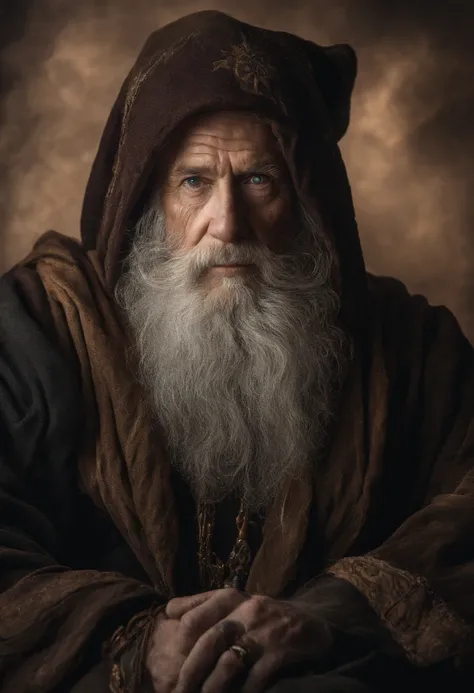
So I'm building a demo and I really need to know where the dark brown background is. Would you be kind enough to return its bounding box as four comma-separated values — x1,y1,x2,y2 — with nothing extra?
1,1,473,337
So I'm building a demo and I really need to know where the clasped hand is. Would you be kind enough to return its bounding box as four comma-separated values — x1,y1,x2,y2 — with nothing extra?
146,587,335,693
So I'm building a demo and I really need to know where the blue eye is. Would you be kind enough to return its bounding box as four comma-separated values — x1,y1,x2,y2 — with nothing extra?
184,176,201,187
249,174,265,185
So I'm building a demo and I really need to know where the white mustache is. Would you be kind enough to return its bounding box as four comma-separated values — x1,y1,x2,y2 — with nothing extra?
187,243,268,273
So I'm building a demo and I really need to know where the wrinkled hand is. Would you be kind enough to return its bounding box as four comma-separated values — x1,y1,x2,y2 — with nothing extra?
161,588,335,693
146,590,238,693
146,610,186,693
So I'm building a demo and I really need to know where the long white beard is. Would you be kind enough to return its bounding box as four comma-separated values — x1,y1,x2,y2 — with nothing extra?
116,204,347,511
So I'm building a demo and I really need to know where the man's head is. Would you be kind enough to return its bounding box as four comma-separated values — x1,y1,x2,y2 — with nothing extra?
160,111,293,257
117,110,348,510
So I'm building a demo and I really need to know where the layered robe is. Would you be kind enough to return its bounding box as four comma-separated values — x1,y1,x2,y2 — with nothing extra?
1,9,474,693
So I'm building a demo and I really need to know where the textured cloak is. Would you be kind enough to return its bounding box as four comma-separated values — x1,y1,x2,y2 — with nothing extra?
1,9,474,692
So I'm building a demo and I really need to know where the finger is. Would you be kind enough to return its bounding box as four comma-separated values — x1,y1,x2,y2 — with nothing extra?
174,620,245,693
241,652,290,693
177,589,247,652
200,647,250,693
166,590,216,618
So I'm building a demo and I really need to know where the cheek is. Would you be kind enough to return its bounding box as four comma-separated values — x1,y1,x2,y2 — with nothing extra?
253,200,292,251
162,194,199,247
177,205,210,249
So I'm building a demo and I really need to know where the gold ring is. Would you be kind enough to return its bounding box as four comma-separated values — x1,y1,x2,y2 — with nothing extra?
229,644,251,666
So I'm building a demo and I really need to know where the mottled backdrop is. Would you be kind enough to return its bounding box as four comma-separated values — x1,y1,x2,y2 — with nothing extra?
1,1,473,336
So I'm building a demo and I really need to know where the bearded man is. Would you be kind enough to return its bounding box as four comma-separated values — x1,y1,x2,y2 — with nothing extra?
1,10,473,693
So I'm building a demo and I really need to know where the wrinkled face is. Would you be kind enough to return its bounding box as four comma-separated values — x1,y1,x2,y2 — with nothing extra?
159,111,294,289
118,109,346,510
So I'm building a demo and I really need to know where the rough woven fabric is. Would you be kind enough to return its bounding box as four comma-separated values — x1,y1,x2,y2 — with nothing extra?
2,9,474,692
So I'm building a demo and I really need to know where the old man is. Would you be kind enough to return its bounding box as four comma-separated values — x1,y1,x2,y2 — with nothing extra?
1,10,473,693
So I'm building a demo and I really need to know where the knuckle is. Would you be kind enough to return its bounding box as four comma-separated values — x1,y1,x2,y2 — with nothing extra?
252,594,270,607
226,587,244,605
179,610,199,636
248,594,270,616
283,619,308,647
216,626,235,649
286,614,303,635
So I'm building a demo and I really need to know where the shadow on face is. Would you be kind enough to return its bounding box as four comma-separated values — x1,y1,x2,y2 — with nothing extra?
157,110,296,279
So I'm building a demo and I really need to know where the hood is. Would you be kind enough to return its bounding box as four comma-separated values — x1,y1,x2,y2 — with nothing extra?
80,9,367,332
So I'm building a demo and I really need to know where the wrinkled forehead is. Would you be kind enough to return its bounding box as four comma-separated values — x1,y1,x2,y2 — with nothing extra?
159,110,286,173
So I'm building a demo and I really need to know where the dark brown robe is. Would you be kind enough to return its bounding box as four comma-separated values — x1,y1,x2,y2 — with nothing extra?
1,9,473,692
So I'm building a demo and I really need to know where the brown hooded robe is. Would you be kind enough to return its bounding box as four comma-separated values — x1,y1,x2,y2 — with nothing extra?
1,10,474,693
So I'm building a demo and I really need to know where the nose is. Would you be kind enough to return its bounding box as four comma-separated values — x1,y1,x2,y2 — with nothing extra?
207,180,249,244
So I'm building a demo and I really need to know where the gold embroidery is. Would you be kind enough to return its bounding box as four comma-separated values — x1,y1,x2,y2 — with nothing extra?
213,34,278,104
328,555,471,666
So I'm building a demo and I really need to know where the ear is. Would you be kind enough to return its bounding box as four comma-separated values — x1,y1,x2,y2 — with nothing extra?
308,42,358,141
